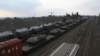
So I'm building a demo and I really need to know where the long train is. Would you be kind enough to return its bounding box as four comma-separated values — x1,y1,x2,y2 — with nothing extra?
0,17,88,54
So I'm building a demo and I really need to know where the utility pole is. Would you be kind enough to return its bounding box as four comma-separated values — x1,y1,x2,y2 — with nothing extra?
77,12,81,36
42,17,45,34
98,13,100,25
79,16,81,36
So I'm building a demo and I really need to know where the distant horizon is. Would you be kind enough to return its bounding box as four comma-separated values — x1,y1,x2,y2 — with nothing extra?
0,0,100,17
0,14,97,18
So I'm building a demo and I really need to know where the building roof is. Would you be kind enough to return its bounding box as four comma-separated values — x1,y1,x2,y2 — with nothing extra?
49,43,79,56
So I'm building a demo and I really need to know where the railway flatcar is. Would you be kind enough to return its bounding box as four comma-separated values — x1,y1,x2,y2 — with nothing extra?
49,43,80,56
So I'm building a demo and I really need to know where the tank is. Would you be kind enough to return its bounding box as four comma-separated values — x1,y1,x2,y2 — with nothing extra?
26,34,46,45
68,24,73,28
60,25,68,30
49,29,60,35
49,28,65,35
22,34,47,54
46,35,55,41
22,44,34,54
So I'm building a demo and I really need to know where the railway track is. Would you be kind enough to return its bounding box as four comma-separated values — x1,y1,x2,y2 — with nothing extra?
76,18,96,56
29,18,90,56
39,28,80,56
89,17,98,56
40,19,92,56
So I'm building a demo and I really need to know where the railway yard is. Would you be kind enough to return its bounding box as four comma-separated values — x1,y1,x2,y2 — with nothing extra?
27,17,100,56
1,0,100,56
0,16,100,56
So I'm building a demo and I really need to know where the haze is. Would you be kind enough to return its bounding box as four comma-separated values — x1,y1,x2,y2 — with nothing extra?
0,0,99,17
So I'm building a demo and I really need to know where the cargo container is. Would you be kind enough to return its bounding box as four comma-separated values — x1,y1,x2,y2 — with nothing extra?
0,38,22,56
0,42,8,56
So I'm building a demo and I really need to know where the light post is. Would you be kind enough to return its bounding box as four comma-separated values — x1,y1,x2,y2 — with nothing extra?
42,17,45,34
98,13,100,25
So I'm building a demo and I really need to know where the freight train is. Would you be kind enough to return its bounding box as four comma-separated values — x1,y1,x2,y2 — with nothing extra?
0,17,88,55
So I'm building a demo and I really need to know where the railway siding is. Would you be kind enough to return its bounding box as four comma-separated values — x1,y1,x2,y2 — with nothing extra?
76,18,96,56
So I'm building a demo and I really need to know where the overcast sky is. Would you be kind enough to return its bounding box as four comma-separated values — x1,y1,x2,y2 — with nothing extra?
0,0,99,17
